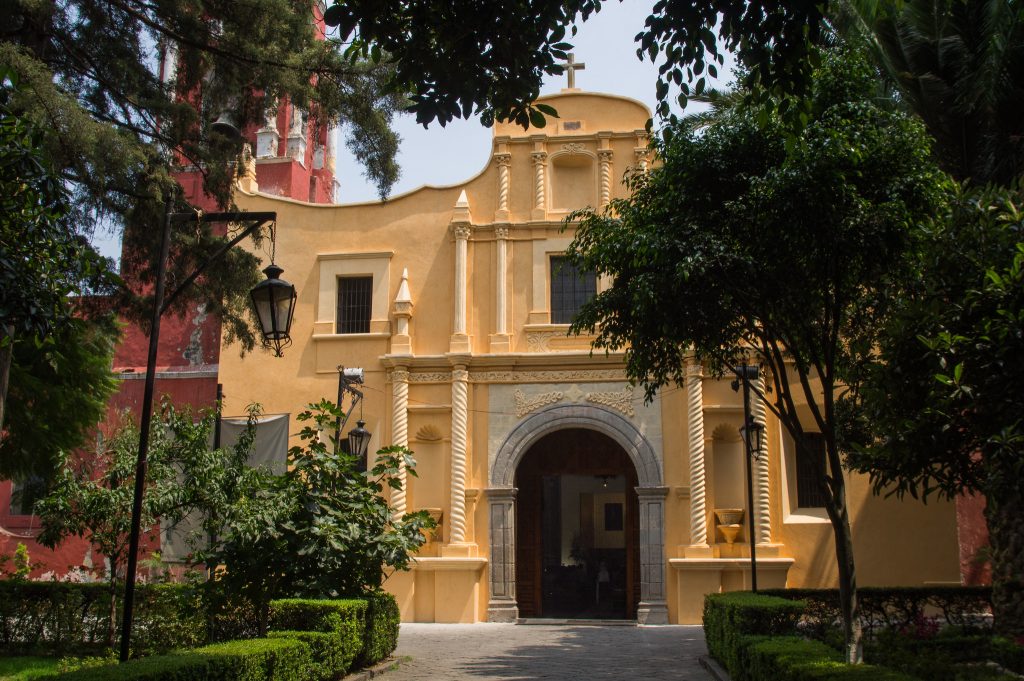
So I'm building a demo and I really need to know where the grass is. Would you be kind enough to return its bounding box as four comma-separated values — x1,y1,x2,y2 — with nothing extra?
0,657,62,681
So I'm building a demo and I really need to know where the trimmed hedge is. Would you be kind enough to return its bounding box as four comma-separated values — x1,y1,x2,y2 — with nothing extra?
0,582,205,656
357,592,400,667
737,636,919,681
269,598,367,677
704,592,806,672
267,631,344,681
37,638,311,681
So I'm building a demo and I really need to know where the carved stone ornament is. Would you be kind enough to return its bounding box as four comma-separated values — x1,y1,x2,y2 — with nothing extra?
562,142,586,154
514,389,564,417
586,386,635,417
527,331,561,352
415,424,444,441
408,372,453,383
531,151,548,164
453,224,471,240
469,369,624,383
494,227,509,239
389,369,410,383
494,153,512,167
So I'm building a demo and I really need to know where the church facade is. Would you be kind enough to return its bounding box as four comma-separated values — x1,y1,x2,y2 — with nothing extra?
218,89,961,624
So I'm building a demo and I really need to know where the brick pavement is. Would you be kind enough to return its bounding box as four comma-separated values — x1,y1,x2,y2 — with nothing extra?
379,623,714,680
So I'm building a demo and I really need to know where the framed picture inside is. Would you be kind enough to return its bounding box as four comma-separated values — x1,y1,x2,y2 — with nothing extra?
604,502,623,531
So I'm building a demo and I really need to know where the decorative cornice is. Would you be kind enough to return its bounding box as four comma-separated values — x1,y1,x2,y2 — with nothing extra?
469,369,625,383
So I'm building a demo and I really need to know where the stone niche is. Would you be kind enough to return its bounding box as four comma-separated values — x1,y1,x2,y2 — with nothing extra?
550,152,596,211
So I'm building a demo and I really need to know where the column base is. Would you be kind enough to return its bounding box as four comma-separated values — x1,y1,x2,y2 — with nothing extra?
637,600,669,625
488,599,519,623
441,542,476,558
488,333,511,353
449,334,471,353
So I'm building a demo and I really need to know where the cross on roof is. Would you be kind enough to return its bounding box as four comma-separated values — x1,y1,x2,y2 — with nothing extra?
563,53,586,89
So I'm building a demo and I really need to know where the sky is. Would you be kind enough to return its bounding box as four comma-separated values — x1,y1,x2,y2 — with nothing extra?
91,1,735,259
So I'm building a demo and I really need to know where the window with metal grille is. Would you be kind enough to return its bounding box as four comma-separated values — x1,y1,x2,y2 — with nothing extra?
796,433,829,508
550,256,596,324
336,276,372,334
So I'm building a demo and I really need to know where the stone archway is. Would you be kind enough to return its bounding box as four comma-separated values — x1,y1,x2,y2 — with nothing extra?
486,404,668,624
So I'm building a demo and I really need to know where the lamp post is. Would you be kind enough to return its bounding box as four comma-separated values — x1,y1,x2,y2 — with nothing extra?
731,363,764,592
119,204,292,662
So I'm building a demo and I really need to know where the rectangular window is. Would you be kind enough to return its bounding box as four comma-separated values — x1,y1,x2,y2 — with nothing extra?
336,276,372,334
550,256,596,324
8,477,43,516
796,433,829,508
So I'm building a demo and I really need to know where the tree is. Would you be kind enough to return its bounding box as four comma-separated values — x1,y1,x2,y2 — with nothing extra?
565,48,947,662
0,69,120,476
195,400,433,634
836,0,1024,186
35,403,230,647
324,0,827,127
3,0,404,352
849,185,1024,637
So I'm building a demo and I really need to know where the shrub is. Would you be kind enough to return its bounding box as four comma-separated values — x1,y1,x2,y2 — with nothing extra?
267,631,343,681
356,592,400,667
704,592,805,673
269,599,366,674
0,582,205,656
737,636,919,681
761,587,993,639
38,637,311,681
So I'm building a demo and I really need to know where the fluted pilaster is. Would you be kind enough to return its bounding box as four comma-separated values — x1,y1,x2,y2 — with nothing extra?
449,367,469,544
452,225,470,336
494,228,509,335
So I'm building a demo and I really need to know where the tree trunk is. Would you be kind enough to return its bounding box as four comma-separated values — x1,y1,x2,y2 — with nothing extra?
0,324,13,439
987,477,1024,638
828,470,863,663
108,577,118,648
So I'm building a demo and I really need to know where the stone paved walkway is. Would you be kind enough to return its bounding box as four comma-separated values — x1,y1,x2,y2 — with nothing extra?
381,623,713,680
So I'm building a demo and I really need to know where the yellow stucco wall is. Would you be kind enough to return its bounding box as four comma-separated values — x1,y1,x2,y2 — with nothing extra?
218,90,961,625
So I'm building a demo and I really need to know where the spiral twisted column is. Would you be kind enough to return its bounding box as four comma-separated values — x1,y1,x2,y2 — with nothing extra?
598,150,613,208
753,373,772,544
686,359,709,547
390,368,410,521
531,152,547,213
449,367,470,544
495,153,511,217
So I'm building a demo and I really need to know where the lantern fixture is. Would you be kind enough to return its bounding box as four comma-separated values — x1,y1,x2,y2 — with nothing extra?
347,419,372,470
739,416,765,461
251,263,297,356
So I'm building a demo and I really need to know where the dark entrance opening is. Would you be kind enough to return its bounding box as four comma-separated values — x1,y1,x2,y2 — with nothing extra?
515,428,639,619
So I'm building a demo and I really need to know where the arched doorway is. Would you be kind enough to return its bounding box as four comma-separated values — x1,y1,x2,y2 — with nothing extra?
515,429,639,619
487,403,669,624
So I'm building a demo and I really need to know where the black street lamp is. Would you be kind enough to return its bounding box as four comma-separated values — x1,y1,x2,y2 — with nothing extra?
731,363,762,593
119,203,289,662
250,264,298,356
347,419,372,470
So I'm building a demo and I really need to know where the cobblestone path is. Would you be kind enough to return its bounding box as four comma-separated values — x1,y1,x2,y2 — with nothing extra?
382,623,712,680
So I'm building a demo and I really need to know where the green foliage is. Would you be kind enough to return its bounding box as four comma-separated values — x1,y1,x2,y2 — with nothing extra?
850,184,1024,636
12,543,31,580
703,592,806,672
39,637,311,681
1,317,120,482
356,592,400,667
0,656,65,681
324,1,825,129
761,587,994,640
199,400,432,633
735,636,919,681
0,69,119,481
567,44,948,660
0,582,205,657
268,598,367,678
836,0,1024,186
